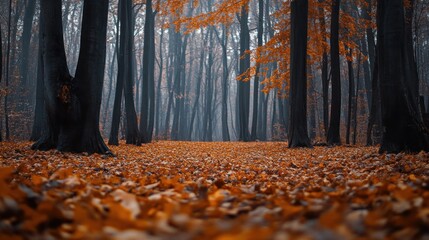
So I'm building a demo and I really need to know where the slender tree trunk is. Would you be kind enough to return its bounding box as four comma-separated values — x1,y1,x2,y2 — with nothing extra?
251,0,264,140
155,27,165,139
238,4,251,141
4,0,13,141
327,0,341,145
30,11,45,141
346,48,354,144
20,0,36,87
318,0,329,138
353,54,361,145
188,32,208,140
0,26,2,142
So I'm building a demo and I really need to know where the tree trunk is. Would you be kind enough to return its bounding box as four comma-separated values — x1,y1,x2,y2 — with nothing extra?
20,0,36,87
327,0,341,145
288,0,311,148
0,25,2,142
140,0,156,143
378,0,429,153
4,0,13,141
251,0,264,141
30,11,45,141
238,4,251,141
32,0,110,154
346,48,354,144
318,0,329,138
109,0,139,145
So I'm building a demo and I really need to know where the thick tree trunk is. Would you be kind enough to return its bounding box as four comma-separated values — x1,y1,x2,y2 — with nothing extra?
32,0,110,154
288,0,311,148
378,0,429,153
327,0,341,145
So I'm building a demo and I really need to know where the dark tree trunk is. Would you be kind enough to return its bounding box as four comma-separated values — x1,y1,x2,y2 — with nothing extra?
251,0,264,141
30,11,45,141
140,0,156,143
378,0,429,153
346,48,354,144
288,0,311,148
188,32,208,140
4,0,13,141
366,53,382,145
363,0,376,110
238,4,251,141
155,25,165,139
0,25,2,142
32,0,110,154
327,0,341,145
20,0,36,87
353,54,361,145
109,0,140,145
318,0,329,138
203,27,214,142
215,26,231,141
122,0,140,145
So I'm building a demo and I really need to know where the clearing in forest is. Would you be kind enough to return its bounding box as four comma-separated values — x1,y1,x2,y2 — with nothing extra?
1,141,429,239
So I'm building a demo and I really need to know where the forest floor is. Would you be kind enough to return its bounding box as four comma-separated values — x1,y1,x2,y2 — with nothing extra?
0,141,429,239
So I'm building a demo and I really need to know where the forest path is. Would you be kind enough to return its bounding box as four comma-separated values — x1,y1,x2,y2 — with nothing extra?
0,141,428,239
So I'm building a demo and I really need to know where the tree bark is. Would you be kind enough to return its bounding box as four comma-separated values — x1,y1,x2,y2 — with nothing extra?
378,0,429,153
238,4,251,141
30,11,45,141
20,0,37,87
327,0,341,145
140,0,156,143
346,48,354,144
288,0,311,148
318,0,329,138
32,0,110,154
251,0,264,141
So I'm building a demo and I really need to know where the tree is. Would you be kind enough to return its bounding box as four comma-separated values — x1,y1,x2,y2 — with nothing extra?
215,25,231,141
288,0,312,148
317,0,329,138
250,0,264,141
32,0,110,154
109,0,140,146
140,0,156,143
0,25,2,142
30,10,45,141
377,0,429,153
237,2,251,141
4,0,13,141
327,0,341,145
20,0,36,87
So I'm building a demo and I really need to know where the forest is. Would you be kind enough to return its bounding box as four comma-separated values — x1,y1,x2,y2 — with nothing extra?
1,0,429,239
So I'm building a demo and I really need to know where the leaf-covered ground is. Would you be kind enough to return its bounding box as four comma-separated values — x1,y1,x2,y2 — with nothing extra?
1,141,429,239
